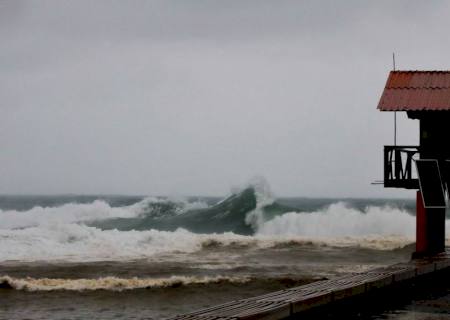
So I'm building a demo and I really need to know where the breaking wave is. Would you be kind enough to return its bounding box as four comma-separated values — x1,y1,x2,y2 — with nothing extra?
0,275,250,292
0,197,208,230
0,226,418,262
0,178,448,262
255,202,417,237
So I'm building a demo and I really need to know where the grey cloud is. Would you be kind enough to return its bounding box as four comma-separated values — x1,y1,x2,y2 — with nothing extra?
1,1,449,197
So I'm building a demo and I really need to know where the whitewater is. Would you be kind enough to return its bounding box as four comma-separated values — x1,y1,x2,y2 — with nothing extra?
0,182,449,262
0,193,439,262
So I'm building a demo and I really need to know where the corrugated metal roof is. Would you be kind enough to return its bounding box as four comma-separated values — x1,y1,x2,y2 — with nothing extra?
378,71,450,111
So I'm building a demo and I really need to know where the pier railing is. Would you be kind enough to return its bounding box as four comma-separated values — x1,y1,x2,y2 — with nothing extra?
384,145,420,189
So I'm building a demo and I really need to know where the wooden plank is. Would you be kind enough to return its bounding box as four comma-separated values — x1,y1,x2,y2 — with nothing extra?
248,286,334,315
204,301,270,317
244,289,292,302
290,290,334,313
332,281,366,301
366,274,394,290
288,281,333,291
435,258,450,270
177,317,237,320
291,277,367,302
415,262,436,275
350,272,395,290
187,300,287,318
392,268,417,282
170,314,237,320
235,301,290,320
181,300,245,316
255,288,330,303
168,252,450,320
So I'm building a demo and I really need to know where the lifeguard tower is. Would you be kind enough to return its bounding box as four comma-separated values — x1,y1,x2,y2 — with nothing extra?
378,71,449,256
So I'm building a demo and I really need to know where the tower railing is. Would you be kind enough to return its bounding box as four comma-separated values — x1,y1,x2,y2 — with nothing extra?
384,145,420,189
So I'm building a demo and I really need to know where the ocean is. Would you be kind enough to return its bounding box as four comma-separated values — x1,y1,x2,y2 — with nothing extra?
0,180,448,319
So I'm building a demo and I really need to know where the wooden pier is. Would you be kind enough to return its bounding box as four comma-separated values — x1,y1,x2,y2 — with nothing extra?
169,249,450,320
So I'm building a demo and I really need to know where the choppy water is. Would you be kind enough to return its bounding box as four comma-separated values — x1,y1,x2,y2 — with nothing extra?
1,179,449,319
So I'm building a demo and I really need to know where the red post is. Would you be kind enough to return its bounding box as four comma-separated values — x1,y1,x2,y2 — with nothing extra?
415,190,446,258
416,191,427,254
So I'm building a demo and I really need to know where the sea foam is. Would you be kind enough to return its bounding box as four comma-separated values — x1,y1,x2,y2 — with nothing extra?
0,275,250,291
255,202,417,237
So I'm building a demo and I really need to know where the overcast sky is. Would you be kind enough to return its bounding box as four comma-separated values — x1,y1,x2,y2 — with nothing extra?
1,1,450,197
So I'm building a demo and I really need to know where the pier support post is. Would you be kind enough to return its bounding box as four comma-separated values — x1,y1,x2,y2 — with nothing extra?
416,191,427,254
415,191,446,257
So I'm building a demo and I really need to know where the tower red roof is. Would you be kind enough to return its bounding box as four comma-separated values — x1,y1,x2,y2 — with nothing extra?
378,71,450,111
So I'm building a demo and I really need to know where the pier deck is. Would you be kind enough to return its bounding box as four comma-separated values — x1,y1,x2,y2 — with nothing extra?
169,249,450,320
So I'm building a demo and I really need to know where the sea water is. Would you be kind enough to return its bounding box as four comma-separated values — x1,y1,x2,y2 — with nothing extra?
0,180,448,319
